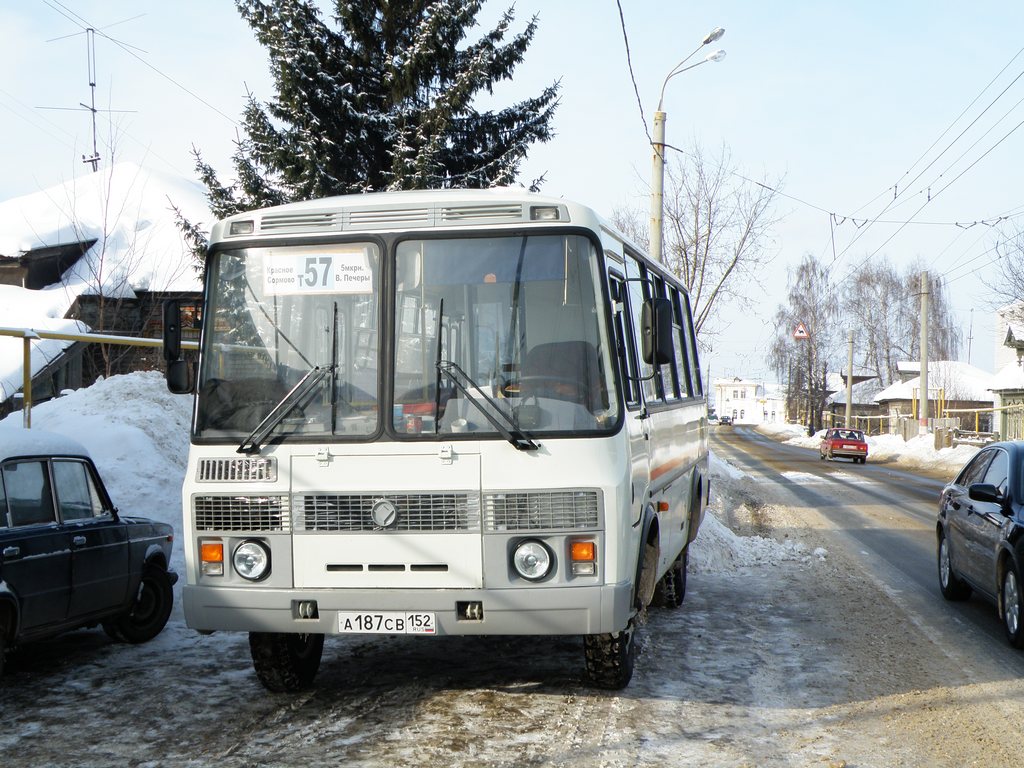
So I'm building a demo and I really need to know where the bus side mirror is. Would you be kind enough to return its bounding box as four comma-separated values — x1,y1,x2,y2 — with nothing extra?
163,299,182,362
166,359,192,395
641,297,673,366
163,299,193,394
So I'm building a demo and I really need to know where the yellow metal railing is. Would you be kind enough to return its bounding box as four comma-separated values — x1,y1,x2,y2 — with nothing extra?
0,325,198,428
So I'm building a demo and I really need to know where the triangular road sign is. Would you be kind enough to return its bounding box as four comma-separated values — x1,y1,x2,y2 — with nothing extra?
793,322,809,340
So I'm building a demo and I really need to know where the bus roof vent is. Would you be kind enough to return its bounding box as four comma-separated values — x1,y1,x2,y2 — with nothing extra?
440,204,524,224
259,212,341,233
346,207,432,229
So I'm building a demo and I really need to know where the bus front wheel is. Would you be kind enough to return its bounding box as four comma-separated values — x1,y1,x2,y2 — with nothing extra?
249,631,325,692
583,618,636,690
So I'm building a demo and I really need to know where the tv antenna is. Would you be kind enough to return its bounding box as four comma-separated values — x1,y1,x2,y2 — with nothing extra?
40,19,140,172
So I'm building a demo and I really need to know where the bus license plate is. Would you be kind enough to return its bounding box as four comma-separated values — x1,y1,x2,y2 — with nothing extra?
337,611,436,635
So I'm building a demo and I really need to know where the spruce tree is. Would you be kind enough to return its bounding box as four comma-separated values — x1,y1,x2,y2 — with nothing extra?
191,0,560,223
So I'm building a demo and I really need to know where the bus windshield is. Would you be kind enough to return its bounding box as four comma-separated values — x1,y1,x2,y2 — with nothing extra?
194,233,619,442
196,242,382,441
393,234,619,437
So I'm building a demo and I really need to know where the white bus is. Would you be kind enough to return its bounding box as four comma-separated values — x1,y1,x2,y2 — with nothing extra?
164,189,709,691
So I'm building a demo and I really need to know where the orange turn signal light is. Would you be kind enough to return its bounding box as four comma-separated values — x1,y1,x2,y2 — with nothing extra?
201,542,224,563
657,501,669,513
570,541,595,562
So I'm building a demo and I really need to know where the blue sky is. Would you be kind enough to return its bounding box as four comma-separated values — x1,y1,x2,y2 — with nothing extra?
4,1,1024,382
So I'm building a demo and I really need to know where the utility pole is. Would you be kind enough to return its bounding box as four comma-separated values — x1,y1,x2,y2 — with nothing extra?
967,308,974,365
919,271,930,434
845,330,854,428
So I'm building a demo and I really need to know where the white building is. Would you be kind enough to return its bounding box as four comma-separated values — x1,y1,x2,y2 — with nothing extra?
712,376,786,425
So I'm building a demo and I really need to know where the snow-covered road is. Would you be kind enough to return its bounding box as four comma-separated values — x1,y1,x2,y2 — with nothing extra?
2,376,1023,767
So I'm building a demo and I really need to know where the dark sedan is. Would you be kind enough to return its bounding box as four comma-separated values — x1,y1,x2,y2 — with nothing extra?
937,440,1024,647
0,428,177,677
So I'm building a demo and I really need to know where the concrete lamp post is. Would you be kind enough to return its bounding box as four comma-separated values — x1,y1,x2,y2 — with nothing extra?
649,27,726,265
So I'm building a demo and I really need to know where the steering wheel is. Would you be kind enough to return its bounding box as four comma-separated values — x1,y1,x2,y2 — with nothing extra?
517,375,587,403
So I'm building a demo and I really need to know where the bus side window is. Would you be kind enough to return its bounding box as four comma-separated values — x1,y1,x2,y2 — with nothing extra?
609,273,640,408
624,256,657,404
682,291,703,397
671,290,694,397
655,277,680,401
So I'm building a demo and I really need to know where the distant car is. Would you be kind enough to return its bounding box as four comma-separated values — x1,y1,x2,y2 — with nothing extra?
937,441,1024,647
719,416,732,426
0,428,177,678
708,414,720,425
819,428,868,463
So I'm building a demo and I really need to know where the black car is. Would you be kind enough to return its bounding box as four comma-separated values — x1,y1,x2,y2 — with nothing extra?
0,428,177,677
937,440,1024,647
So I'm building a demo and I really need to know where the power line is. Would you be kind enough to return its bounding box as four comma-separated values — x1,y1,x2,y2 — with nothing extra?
42,0,239,126
615,0,651,145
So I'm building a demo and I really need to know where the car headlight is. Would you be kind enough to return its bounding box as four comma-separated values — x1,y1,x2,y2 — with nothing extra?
233,540,271,581
512,539,553,581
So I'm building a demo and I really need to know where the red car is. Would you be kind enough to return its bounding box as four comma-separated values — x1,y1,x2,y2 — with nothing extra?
819,428,868,464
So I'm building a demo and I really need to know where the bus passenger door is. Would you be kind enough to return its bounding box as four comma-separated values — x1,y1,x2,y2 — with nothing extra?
610,267,651,528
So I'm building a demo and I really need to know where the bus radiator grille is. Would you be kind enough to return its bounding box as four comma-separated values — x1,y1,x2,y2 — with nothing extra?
295,493,481,532
483,490,602,531
194,495,290,532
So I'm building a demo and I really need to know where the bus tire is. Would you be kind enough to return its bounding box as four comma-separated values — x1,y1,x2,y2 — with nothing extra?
249,632,325,692
583,618,636,690
634,538,660,610
653,548,687,609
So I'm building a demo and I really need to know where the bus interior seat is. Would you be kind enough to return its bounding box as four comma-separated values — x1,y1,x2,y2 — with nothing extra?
521,341,604,413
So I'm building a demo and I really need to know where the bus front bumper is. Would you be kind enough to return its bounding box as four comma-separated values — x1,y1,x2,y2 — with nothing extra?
182,582,634,636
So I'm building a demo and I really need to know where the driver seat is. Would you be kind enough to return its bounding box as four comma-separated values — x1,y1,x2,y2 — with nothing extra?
521,341,603,412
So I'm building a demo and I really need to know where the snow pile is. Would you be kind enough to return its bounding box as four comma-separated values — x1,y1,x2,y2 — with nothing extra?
689,509,822,574
689,451,828,574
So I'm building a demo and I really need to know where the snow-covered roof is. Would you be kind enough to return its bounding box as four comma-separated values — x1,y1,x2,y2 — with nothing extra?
874,360,994,404
0,163,209,402
827,377,885,406
991,362,1024,392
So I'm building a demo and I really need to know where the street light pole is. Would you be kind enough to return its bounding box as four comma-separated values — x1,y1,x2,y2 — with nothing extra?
649,27,725,265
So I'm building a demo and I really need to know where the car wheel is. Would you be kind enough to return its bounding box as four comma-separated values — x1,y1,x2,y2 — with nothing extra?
1002,567,1024,649
653,548,687,609
583,618,636,690
937,533,971,601
105,564,174,644
250,632,325,692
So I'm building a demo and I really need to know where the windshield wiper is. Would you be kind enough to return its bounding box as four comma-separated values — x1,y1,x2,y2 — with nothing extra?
437,359,539,451
237,365,334,454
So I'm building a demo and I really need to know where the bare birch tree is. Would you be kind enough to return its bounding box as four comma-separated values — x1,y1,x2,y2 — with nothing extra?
769,254,840,431
613,141,780,346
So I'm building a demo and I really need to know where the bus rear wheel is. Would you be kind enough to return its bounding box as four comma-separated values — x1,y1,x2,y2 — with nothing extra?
583,618,636,690
653,548,688,609
249,631,325,692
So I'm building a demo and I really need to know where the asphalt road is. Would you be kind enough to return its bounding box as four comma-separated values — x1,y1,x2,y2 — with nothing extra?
711,424,1022,657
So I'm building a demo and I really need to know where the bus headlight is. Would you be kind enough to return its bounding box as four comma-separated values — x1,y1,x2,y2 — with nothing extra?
512,539,553,581
233,540,271,581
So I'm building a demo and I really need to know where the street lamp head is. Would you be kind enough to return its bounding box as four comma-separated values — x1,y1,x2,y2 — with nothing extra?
703,27,725,45
706,49,727,63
